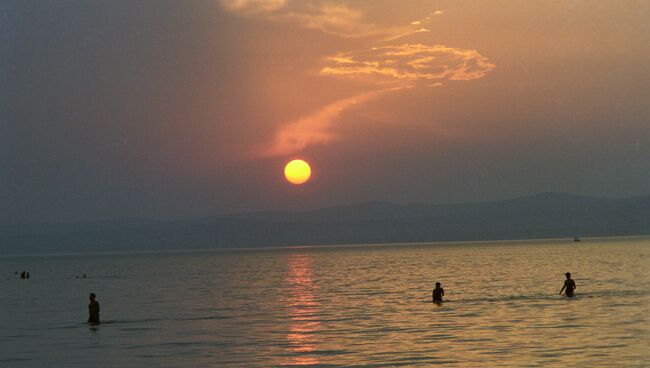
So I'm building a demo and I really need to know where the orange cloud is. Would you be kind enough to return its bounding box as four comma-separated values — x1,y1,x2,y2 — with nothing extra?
321,44,496,85
278,4,387,38
261,87,406,157
222,2,495,157
259,44,495,157
220,0,287,13
219,1,433,40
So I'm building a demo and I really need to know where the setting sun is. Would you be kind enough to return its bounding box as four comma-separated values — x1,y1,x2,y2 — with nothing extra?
284,159,311,185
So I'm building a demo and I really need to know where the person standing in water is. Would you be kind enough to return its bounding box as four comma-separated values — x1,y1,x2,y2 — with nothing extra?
88,293,100,324
559,272,576,297
432,282,445,303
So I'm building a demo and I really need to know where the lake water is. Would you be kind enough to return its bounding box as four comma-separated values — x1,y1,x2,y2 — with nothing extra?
1,237,649,367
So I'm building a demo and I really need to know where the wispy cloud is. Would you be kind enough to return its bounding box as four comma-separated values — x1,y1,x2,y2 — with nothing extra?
279,4,389,39
260,87,406,157
260,44,495,157
321,44,496,85
219,0,433,39
222,1,495,157
220,0,288,14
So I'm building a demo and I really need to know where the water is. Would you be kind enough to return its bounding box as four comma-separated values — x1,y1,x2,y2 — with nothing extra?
1,237,649,367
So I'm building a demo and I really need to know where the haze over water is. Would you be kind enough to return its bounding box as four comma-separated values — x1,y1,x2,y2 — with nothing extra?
2,237,649,367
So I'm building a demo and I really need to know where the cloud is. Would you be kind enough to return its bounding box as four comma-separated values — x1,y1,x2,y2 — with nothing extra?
219,0,432,39
278,4,431,39
260,44,495,157
220,0,288,13
220,2,495,157
278,4,384,38
321,44,496,85
261,87,406,157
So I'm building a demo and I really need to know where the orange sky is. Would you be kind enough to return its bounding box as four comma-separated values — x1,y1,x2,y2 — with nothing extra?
1,0,649,222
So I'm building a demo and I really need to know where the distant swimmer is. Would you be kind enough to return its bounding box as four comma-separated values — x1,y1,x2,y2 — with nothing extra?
432,282,445,303
559,272,576,297
88,293,100,324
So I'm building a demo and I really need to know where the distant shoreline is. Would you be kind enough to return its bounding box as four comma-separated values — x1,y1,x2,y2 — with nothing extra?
2,234,648,259
2,193,649,257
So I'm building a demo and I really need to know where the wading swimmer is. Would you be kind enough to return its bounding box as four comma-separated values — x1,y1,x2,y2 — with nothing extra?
88,293,100,324
559,272,576,297
432,282,444,303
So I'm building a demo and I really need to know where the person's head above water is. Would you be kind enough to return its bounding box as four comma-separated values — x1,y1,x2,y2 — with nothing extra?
565,272,571,279
89,293,96,301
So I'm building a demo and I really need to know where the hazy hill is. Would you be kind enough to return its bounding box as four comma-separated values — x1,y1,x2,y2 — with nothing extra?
1,193,649,254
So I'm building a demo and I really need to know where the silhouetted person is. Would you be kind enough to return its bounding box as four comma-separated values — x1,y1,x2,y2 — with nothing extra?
432,282,444,303
20,271,26,279
559,272,576,297
88,293,100,324
26,272,30,279
83,274,87,278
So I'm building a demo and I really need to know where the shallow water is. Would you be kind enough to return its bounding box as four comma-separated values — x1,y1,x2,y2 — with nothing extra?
1,237,649,367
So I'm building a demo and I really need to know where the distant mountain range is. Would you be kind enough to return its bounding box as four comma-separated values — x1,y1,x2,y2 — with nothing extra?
2,192,649,254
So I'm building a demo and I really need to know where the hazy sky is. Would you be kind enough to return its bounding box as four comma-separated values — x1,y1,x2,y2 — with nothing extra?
1,0,649,224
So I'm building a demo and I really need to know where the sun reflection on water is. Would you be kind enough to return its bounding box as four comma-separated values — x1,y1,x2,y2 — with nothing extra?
285,255,321,366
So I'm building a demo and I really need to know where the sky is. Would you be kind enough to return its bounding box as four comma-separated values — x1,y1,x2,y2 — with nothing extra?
1,0,649,224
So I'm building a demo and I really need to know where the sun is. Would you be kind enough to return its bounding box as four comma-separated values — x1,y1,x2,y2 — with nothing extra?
284,159,311,185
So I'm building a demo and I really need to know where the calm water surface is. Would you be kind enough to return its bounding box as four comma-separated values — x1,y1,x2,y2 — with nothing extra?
1,237,649,367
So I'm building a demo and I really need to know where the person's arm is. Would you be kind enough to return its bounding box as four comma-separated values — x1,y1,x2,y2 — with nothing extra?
441,289,444,297
572,280,576,290
559,284,566,295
